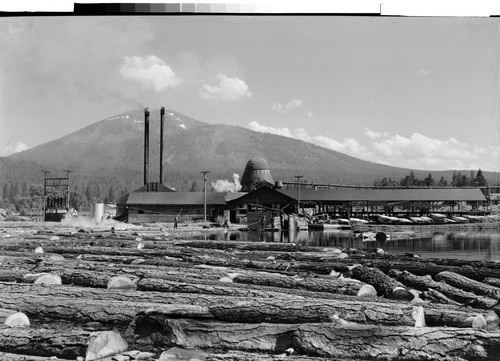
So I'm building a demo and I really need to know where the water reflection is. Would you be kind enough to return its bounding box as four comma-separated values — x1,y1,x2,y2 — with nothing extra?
195,228,500,262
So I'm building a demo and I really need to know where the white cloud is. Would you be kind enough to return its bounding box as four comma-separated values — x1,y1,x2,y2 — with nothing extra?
119,55,182,92
307,111,314,118
418,69,430,76
272,99,303,113
247,121,500,171
365,128,500,171
248,121,370,159
200,74,252,101
1,141,29,156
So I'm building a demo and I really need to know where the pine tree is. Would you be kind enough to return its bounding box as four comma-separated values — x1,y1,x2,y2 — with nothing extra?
475,169,487,187
2,183,8,201
107,186,115,203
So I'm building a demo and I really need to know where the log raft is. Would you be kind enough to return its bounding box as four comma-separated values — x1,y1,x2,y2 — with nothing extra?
2,224,500,360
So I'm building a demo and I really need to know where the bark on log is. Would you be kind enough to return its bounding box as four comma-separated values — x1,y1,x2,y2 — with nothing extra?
231,272,365,296
484,277,500,289
128,316,500,360
0,292,212,326
0,324,91,359
389,269,499,310
435,271,500,299
0,352,71,360
350,266,409,299
0,282,482,328
173,240,329,253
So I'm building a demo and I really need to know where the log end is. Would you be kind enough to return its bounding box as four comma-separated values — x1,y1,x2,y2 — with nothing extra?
85,330,128,361
357,284,377,299
4,312,30,327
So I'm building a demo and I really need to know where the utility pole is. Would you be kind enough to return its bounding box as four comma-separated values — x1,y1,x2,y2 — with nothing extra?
42,170,49,222
64,170,72,210
295,175,303,215
201,171,210,222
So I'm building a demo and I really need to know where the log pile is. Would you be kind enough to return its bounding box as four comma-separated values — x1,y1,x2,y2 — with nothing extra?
1,223,500,360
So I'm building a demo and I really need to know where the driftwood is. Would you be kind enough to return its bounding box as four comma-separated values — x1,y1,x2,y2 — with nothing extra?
435,271,500,299
389,269,499,310
128,315,500,360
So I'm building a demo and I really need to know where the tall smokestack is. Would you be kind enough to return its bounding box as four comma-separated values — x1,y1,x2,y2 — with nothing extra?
160,107,165,185
144,107,150,190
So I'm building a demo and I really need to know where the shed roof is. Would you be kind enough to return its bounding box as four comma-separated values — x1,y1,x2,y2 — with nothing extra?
127,191,245,206
277,188,486,202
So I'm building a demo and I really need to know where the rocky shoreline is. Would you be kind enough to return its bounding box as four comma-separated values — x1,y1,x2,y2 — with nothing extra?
1,220,500,360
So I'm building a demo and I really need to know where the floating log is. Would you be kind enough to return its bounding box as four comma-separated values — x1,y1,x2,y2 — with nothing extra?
231,272,365,296
0,324,91,359
435,271,500,299
0,282,482,328
173,240,328,253
389,269,499,310
350,265,411,299
0,293,211,326
128,315,500,360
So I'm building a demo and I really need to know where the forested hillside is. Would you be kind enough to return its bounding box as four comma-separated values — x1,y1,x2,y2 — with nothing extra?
1,109,498,215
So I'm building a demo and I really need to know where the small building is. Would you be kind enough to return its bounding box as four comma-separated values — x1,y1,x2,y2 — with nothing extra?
119,187,244,223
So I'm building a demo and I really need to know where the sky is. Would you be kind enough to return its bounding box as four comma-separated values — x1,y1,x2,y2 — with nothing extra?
1,5,500,172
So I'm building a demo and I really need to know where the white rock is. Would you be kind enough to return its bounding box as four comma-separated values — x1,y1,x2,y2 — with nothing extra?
85,331,128,361
34,273,62,285
4,312,30,327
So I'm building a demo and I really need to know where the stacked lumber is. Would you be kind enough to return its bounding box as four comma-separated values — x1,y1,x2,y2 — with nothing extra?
1,223,500,360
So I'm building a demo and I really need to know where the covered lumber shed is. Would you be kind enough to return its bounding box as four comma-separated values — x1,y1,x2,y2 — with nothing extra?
277,187,487,217
123,191,245,223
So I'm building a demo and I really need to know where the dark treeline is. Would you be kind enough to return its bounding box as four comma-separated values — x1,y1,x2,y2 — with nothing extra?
374,169,488,188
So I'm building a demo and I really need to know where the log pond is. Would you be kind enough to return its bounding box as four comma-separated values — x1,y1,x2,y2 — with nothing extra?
193,228,500,262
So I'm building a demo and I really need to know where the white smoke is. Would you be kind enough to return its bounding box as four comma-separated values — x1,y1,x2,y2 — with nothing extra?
211,174,242,193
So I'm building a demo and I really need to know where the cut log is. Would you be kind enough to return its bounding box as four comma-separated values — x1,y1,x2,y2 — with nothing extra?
0,282,482,328
0,293,211,326
435,271,500,299
231,272,366,296
0,352,71,361
0,324,92,359
350,265,411,300
173,240,328,253
128,316,500,360
389,269,499,309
